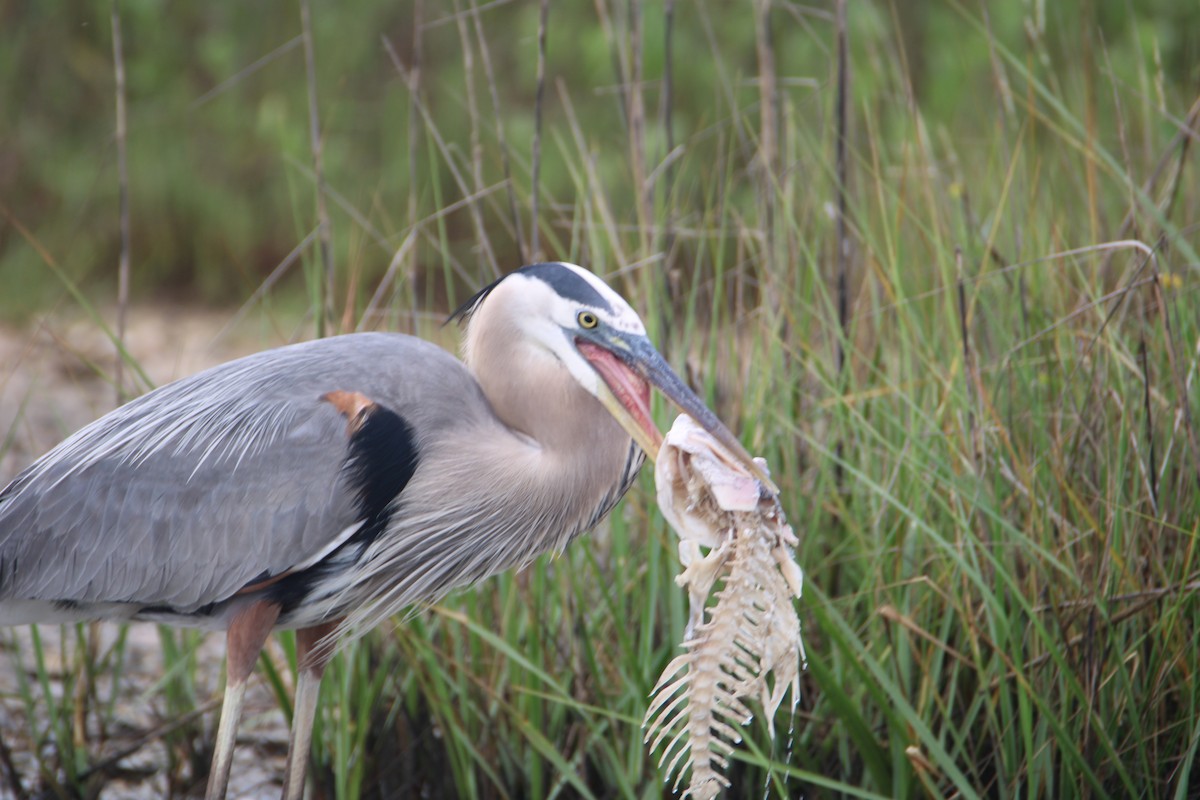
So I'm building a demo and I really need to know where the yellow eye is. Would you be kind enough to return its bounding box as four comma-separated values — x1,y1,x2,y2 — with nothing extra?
578,311,599,329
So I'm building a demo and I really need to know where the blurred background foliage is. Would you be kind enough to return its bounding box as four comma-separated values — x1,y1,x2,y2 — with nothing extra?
1,0,1197,317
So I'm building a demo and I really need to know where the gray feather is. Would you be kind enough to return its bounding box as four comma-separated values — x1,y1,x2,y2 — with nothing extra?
0,333,481,620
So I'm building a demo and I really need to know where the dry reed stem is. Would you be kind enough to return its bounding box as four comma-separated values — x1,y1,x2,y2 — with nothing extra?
593,0,627,125
1150,273,1200,493
1102,33,1138,266
1096,94,1200,278
656,0,678,324
384,38,499,281
694,2,747,152
659,0,675,200
956,248,985,476
470,0,526,262
626,0,651,256
191,36,304,110
214,228,320,345
1138,338,1159,508
111,0,130,405
358,230,420,333
407,0,424,328
408,0,423,232
833,0,850,492
76,701,219,784
0,731,28,800
100,5,131,757
530,0,550,260
1081,16,1100,244
557,78,628,268
300,0,335,337
452,1,499,278
754,0,778,307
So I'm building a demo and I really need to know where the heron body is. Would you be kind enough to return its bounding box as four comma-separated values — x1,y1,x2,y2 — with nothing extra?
0,262,765,799
0,331,638,632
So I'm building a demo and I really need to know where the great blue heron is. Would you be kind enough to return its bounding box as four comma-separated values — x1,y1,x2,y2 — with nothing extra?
0,262,770,799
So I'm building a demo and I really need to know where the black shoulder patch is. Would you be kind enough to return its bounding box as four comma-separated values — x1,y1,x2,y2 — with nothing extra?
446,262,612,326
264,400,419,614
341,402,420,546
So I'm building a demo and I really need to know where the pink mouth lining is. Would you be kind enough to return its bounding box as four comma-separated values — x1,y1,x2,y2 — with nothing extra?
577,340,662,449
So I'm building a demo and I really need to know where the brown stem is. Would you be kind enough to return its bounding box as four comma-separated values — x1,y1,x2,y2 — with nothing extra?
471,0,526,262
531,0,550,261
300,0,334,337
111,0,130,405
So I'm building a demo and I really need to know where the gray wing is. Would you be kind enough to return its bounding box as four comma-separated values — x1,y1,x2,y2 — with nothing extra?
0,332,481,616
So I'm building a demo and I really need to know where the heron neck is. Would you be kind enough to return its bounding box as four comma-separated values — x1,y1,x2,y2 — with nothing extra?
474,344,620,451
465,332,632,518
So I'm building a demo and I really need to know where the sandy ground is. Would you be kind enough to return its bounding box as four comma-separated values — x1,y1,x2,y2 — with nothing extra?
0,307,296,799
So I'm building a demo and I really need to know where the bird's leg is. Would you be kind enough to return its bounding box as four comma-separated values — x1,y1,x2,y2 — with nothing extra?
206,600,280,800
282,620,340,800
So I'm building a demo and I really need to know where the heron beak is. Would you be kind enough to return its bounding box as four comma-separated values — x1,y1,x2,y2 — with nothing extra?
577,335,778,495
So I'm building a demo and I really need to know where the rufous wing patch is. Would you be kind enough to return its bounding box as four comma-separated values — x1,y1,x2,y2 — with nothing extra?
321,390,379,435
236,569,294,595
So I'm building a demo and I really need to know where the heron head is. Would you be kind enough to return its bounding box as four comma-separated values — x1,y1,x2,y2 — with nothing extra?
452,262,776,493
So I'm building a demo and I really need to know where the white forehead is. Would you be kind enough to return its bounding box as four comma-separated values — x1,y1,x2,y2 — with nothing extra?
509,262,646,334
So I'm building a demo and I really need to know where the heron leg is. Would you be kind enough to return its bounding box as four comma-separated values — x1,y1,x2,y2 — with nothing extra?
206,600,281,800
282,620,340,800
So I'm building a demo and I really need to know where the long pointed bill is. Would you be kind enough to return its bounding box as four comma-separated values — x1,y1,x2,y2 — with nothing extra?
577,337,778,495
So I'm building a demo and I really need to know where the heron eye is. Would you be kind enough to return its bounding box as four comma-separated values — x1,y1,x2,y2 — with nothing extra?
577,311,599,329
